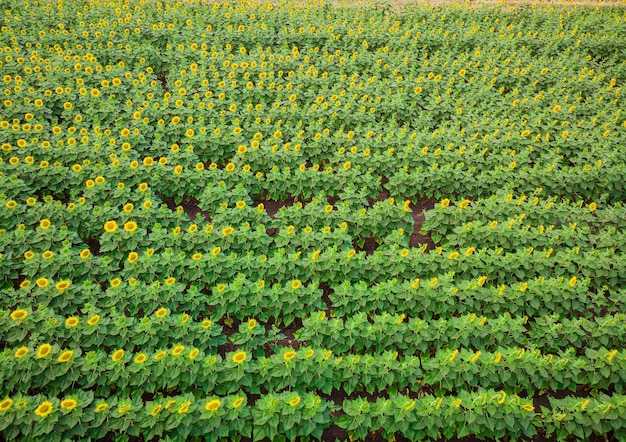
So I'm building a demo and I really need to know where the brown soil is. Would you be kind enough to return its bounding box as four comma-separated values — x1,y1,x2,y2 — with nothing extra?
261,196,297,219
267,317,303,349
357,235,380,254
182,198,211,223
410,196,437,250
160,195,211,223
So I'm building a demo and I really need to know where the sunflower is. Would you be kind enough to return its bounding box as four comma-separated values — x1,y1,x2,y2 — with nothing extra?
83,313,99,327
205,399,220,412
150,404,162,417
35,401,53,418
104,221,117,233
177,401,191,414
232,351,246,364
123,221,137,233
232,397,244,409
60,399,77,411
55,280,70,293
10,309,28,321
65,317,79,327
57,350,74,363
0,398,13,411
14,347,29,358
111,349,125,362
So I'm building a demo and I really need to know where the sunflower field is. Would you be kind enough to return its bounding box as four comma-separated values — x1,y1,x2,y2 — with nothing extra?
1,0,626,440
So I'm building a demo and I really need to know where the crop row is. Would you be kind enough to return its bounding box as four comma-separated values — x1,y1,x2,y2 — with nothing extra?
5,267,626,322
1,389,624,442
385,160,626,202
1,340,624,399
3,121,622,178
3,242,625,299
337,391,626,441
0,390,330,442
296,311,626,356
327,274,622,318
0,190,414,253
422,191,626,242
0,158,384,208
438,218,626,253
3,151,626,208
3,307,625,358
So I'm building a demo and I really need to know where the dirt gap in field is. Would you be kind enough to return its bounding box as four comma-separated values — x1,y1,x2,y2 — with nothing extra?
161,195,212,223
410,196,437,250
261,196,297,219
